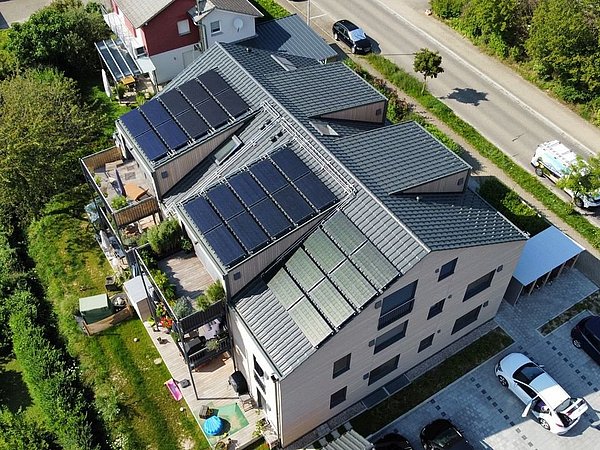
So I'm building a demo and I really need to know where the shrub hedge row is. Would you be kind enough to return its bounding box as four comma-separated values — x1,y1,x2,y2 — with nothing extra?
9,290,103,450
364,53,600,249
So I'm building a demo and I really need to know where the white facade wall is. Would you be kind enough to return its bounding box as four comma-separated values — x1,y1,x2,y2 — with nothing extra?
202,11,257,49
273,239,524,446
149,43,201,84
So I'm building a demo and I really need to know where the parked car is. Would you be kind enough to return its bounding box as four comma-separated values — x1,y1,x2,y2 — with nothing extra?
572,315,600,363
374,433,413,450
495,352,588,434
420,419,473,450
332,20,372,54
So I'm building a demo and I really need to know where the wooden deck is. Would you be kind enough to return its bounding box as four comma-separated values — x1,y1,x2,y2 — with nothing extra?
158,251,214,299
145,322,265,449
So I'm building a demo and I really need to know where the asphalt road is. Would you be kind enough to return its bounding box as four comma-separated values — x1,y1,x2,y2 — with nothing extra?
284,0,600,221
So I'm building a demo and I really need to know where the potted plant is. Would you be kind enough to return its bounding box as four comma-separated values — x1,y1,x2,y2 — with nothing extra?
206,338,220,352
160,316,174,333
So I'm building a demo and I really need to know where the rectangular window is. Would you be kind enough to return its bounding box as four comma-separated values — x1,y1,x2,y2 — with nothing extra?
463,270,495,302
452,305,482,334
438,258,457,281
253,355,264,378
368,355,400,385
378,281,417,330
418,334,434,352
210,21,221,34
374,321,408,354
333,354,351,378
177,19,190,36
427,299,445,320
329,387,347,409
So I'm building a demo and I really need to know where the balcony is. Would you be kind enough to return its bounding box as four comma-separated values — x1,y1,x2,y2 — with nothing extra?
81,147,160,231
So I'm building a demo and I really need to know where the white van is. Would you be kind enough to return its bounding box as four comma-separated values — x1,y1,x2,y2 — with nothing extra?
531,140,600,208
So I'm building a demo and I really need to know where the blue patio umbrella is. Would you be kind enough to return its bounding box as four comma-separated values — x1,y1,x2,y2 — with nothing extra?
114,169,125,196
203,415,224,436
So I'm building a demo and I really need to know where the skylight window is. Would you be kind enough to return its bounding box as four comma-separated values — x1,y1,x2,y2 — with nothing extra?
310,121,339,136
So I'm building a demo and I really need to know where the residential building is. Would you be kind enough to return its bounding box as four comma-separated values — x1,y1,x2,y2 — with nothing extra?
92,42,526,447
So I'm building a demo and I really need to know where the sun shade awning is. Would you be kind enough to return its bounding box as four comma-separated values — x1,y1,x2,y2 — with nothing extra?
513,226,584,285
95,38,142,83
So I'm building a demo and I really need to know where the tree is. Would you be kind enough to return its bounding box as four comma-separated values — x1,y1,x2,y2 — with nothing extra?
0,408,56,450
0,69,103,228
413,48,444,94
7,0,110,80
556,155,600,207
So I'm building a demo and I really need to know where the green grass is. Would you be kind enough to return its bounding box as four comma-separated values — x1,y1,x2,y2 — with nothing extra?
250,0,290,21
364,53,600,250
0,354,33,413
27,187,208,450
539,291,600,336
351,327,513,435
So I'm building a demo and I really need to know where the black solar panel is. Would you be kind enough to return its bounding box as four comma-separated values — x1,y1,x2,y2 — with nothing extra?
216,89,249,118
250,160,288,193
179,80,210,105
160,90,190,116
156,120,188,150
250,198,292,238
135,130,168,162
120,109,151,137
140,100,171,126
176,109,209,140
206,184,244,220
273,185,314,224
271,147,311,181
196,97,229,128
204,225,246,267
294,172,337,210
198,70,230,95
228,172,267,206
227,212,269,253
183,196,222,233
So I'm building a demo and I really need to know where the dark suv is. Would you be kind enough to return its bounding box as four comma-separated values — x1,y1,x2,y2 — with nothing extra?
332,20,371,54
572,315,600,364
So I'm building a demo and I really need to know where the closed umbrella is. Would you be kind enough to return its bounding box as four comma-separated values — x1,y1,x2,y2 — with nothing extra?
100,230,111,252
203,415,223,436
115,169,125,196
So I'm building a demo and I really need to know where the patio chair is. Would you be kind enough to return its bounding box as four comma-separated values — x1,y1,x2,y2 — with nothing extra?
198,404,214,419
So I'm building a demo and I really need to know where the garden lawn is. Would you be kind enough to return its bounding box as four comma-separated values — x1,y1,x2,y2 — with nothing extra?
351,327,513,435
27,187,208,450
250,0,289,21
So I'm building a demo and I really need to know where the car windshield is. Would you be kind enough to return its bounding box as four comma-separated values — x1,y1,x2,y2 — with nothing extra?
555,397,576,413
433,428,462,448
348,28,366,41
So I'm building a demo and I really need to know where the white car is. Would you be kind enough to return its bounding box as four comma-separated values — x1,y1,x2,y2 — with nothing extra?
495,353,588,434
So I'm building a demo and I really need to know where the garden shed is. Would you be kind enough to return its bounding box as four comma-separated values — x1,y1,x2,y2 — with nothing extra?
79,293,113,324
504,226,584,305
123,275,154,320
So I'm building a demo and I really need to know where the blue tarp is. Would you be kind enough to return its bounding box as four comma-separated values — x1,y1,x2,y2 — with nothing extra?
203,415,224,436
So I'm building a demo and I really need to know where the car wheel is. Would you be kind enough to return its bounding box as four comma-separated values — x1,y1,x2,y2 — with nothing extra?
497,375,508,387
333,32,339,41
539,418,550,430
573,338,582,348
574,197,584,208
534,167,544,177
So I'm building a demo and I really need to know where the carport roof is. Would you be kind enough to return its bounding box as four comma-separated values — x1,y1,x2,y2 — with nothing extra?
513,226,584,285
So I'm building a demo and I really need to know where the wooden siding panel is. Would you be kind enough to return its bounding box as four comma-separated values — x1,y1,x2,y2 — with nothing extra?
319,101,386,124
276,239,524,446
402,170,470,194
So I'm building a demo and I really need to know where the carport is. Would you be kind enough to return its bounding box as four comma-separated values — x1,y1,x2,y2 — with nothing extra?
504,226,584,305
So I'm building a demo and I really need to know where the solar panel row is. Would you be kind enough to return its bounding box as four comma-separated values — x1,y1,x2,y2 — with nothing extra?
119,69,249,162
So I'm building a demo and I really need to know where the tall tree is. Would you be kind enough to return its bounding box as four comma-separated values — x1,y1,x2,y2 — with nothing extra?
557,155,600,207
0,69,103,228
7,0,110,80
413,48,444,94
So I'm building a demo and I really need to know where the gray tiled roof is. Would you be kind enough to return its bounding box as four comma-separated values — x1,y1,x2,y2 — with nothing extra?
244,14,337,62
210,0,263,17
115,0,175,28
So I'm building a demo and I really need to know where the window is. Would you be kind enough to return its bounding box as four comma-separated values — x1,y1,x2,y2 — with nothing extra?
463,270,495,301
378,281,417,330
418,334,434,352
374,321,408,353
177,19,190,36
333,354,351,378
330,387,347,408
438,258,457,281
210,21,221,34
451,305,482,334
427,299,445,320
368,355,400,385
253,355,264,378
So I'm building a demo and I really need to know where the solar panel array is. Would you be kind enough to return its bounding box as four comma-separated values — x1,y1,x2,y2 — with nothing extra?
266,211,399,347
182,147,338,268
119,69,249,163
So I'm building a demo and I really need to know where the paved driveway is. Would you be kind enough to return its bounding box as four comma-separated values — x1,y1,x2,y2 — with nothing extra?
371,269,600,449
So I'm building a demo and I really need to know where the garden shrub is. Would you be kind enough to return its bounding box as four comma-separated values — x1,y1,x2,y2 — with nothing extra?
0,407,56,450
110,195,127,210
431,0,466,19
151,270,175,301
172,296,194,319
205,281,225,303
145,218,182,256
196,294,212,311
